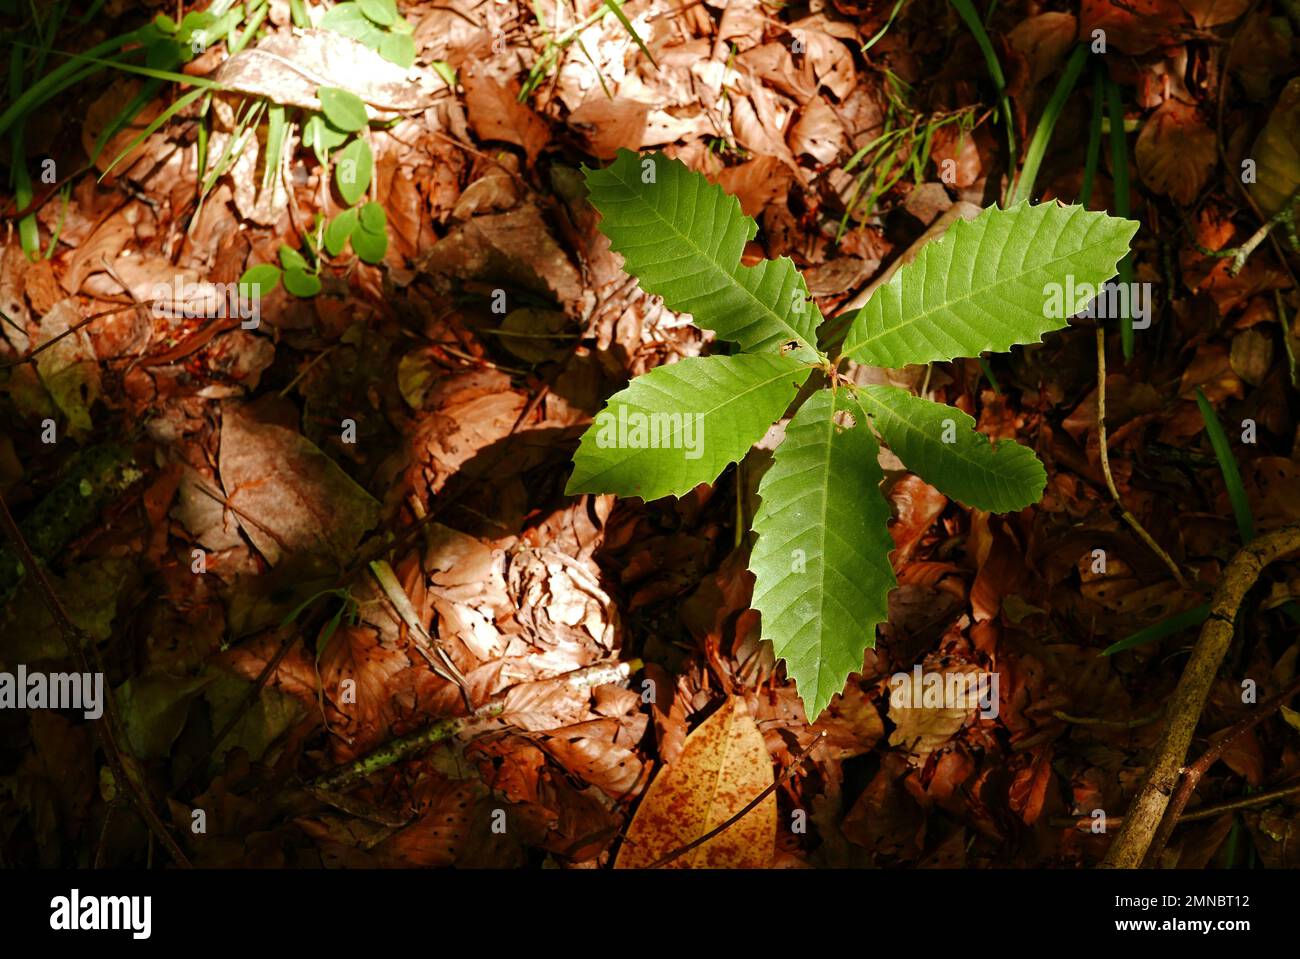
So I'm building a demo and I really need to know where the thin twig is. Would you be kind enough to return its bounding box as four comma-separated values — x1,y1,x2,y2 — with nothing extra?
1101,521,1300,868
1146,673,1300,864
1054,780,1300,832
1095,326,1190,588
309,659,641,793
0,301,155,370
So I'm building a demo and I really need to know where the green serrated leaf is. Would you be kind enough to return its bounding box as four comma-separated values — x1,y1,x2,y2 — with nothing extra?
334,137,373,205
857,384,1046,512
584,149,823,361
841,201,1138,367
750,388,896,720
566,353,812,501
325,208,359,257
317,86,370,132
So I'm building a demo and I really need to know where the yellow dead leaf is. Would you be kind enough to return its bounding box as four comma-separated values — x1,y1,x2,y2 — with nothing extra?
615,697,775,868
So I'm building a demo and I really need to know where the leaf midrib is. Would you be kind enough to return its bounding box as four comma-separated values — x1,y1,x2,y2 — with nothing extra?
843,230,1123,360
576,361,807,489
606,163,817,355
860,387,1043,506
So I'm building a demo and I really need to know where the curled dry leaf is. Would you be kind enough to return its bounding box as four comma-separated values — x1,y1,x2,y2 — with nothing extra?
616,697,775,868
788,97,846,166
1135,98,1215,205
887,663,982,760
35,300,101,438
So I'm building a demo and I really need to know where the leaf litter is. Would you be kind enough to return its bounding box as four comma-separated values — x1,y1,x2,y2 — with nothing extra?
0,0,1299,871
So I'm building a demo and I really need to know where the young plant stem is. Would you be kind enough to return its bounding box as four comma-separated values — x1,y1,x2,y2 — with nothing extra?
1104,76,1135,360
1101,521,1300,868
1094,327,1189,588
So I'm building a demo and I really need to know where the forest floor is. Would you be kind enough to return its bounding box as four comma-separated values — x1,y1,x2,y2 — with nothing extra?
2,0,1300,869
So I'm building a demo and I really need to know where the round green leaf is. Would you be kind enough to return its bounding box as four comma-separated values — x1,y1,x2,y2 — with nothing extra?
324,209,359,257
146,38,184,70
320,3,385,47
358,0,397,26
279,244,309,272
333,138,373,206
359,201,386,233
351,224,388,264
283,268,322,298
238,263,282,298
378,32,415,69
316,87,369,133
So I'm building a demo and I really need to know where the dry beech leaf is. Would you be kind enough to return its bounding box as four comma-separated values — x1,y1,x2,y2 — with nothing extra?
567,96,649,160
615,697,775,869
463,67,550,165
218,398,381,565
217,29,444,116
1135,98,1215,204
1008,13,1077,88
887,664,981,759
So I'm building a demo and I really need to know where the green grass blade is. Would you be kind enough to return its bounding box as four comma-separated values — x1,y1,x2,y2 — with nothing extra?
1195,387,1255,543
862,0,908,52
100,86,206,179
1102,603,1210,656
601,0,658,68
0,34,141,140
951,0,1016,192
1009,44,1087,205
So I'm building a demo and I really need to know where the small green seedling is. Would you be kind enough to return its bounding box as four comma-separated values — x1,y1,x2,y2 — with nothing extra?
566,149,1137,718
